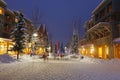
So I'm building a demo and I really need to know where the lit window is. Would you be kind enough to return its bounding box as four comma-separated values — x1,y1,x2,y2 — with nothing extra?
0,9,2,14
0,7,4,15
98,47,102,58
15,18,18,23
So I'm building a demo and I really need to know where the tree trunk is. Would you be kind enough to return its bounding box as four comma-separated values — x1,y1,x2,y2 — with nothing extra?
17,51,19,60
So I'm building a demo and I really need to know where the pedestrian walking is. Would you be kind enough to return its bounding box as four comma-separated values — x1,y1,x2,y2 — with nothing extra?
42,53,48,62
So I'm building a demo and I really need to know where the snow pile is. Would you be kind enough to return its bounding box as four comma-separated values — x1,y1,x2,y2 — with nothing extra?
19,54,42,62
0,54,15,63
1,53,120,65
0,54,42,63
81,56,120,65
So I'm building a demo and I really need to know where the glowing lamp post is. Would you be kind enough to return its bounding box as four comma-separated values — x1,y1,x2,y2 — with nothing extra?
32,33,38,55
48,46,51,53
33,33,38,37
47,46,52,58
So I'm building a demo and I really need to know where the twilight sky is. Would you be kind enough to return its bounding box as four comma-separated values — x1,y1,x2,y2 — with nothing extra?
5,0,102,43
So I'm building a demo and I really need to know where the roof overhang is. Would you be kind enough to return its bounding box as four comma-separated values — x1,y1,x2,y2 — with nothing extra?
87,22,111,36
92,0,111,14
0,38,12,42
5,8,15,16
0,0,7,8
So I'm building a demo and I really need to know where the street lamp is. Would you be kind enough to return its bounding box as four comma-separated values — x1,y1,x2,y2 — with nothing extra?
32,33,38,55
33,33,38,37
48,46,51,53
47,46,52,58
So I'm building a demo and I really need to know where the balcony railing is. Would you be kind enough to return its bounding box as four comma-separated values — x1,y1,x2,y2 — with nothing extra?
95,12,113,24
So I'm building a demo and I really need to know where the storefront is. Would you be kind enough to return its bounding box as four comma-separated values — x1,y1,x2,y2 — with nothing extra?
97,45,109,59
79,44,96,57
0,38,15,55
79,44,109,59
23,42,46,56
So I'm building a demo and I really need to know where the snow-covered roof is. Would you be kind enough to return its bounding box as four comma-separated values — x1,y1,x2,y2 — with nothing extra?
92,0,107,14
113,38,120,43
24,17,32,23
0,0,7,7
6,8,15,16
0,37,12,41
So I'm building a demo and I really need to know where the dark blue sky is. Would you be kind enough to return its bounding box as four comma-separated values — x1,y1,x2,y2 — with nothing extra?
5,0,102,43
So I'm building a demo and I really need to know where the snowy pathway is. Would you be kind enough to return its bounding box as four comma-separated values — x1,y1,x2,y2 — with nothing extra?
0,60,120,80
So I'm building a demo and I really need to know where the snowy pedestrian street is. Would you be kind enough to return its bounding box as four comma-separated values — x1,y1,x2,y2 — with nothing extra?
0,59,120,80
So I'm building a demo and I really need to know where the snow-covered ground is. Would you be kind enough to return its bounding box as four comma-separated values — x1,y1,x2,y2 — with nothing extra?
0,54,120,80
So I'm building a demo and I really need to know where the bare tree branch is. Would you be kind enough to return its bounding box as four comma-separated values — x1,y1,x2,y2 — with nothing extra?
31,7,42,28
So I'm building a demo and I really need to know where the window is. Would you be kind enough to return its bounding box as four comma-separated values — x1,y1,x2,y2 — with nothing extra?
15,18,18,23
107,2,112,13
0,7,4,15
109,5,112,12
116,14,120,21
95,14,99,21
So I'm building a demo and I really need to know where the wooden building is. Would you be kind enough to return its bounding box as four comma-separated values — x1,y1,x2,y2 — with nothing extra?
37,24,49,55
79,0,120,59
0,0,35,55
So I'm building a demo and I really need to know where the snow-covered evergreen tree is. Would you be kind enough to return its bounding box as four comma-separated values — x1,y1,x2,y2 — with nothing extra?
11,12,27,60
71,34,79,54
70,20,79,54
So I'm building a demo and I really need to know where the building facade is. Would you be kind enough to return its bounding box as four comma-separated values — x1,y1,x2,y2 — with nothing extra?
0,0,35,55
0,0,15,55
37,24,49,55
80,0,120,59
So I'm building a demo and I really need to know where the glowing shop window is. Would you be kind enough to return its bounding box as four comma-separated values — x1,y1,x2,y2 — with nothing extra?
90,45,94,53
98,47,102,58
105,45,109,55
90,48,94,53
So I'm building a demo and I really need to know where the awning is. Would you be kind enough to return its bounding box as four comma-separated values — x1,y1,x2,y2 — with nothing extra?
0,38,12,42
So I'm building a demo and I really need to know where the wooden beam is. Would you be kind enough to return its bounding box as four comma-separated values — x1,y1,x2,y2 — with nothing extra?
103,25,111,32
